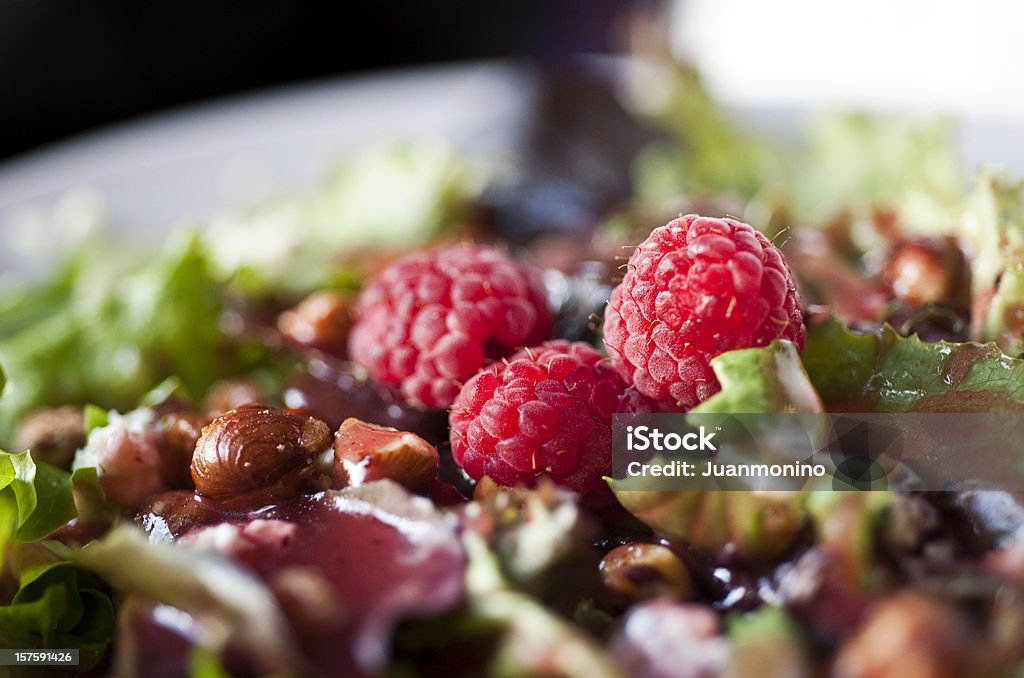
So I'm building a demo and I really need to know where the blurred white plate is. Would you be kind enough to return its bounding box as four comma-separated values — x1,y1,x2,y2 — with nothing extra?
0,62,533,280
2,58,1024,281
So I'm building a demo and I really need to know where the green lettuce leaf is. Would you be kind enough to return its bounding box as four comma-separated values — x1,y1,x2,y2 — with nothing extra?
805,490,894,589
0,450,76,542
794,113,961,226
961,170,1024,354
0,232,268,445
631,65,784,206
725,607,812,678
610,485,807,559
0,254,81,339
50,525,302,671
610,342,816,558
205,140,480,293
0,562,113,670
803,319,1024,412
461,533,623,678
189,647,233,678
693,340,823,414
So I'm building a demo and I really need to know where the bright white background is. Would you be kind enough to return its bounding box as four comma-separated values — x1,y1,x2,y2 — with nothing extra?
674,0,1024,122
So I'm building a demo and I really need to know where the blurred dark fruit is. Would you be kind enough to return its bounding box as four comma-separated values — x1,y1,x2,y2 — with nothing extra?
14,405,85,469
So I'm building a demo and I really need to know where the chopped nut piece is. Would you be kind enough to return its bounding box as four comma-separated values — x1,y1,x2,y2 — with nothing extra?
882,237,966,306
203,378,264,416
333,418,439,490
600,543,692,602
278,290,353,357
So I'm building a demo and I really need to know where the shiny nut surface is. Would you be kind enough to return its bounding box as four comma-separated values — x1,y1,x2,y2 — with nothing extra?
600,543,692,602
192,405,331,506
278,290,353,357
202,378,264,417
882,237,965,306
333,417,439,489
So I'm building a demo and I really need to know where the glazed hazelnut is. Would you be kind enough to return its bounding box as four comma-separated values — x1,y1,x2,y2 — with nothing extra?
333,418,439,489
882,237,965,306
159,412,211,489
191,405,332,507
278,290,353,357
600,543,692,602
202,378,264,417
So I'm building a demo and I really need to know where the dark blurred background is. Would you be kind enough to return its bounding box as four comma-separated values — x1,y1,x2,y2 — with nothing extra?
0,0,644,161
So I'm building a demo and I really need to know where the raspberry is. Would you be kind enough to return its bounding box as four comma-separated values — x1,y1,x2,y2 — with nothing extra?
348,244,551,409
449,340,648,493
603,215,805,410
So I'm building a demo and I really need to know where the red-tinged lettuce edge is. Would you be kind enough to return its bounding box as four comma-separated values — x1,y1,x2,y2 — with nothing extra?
802,319,1024,412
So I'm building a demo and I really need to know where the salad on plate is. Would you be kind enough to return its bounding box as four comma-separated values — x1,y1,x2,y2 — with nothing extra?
3,50,1024,678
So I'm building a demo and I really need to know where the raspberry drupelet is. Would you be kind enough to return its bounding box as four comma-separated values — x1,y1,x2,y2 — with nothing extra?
603,215,805,410
348,244,551,409
450,340,650,493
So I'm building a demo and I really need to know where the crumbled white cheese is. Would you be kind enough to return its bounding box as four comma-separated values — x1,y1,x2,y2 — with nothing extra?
72,407,156,472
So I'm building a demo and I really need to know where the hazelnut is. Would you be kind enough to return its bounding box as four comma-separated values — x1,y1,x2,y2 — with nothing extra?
158,413,210,489
833,592,979,678
203,378,264,417
15,405,86,469
333,418,439,490
278,290,352,357
600,543,692,602
882,238,965,306
191,405,332,507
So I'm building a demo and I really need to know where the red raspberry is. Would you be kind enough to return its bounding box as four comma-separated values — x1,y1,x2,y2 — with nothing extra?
603,215,805,410
348,244,551,409
449,340,648,493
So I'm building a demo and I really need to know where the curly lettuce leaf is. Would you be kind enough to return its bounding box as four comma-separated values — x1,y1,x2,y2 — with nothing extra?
49,525,302,671
631,65,785,206
460,533,623,678
794,113,961,226
693,340,823,414
0,232,268,445
0,254,81,339
962,170,1024,353
611,342,815,557
205,140,480,292
0,562,113,670
803,319,1024,412
611,489,806,560
0,450,76,542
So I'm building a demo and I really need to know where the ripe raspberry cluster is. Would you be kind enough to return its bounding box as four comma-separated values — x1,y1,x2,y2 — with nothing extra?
604,215,805,410
348,215,805,492
347,244,551,409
